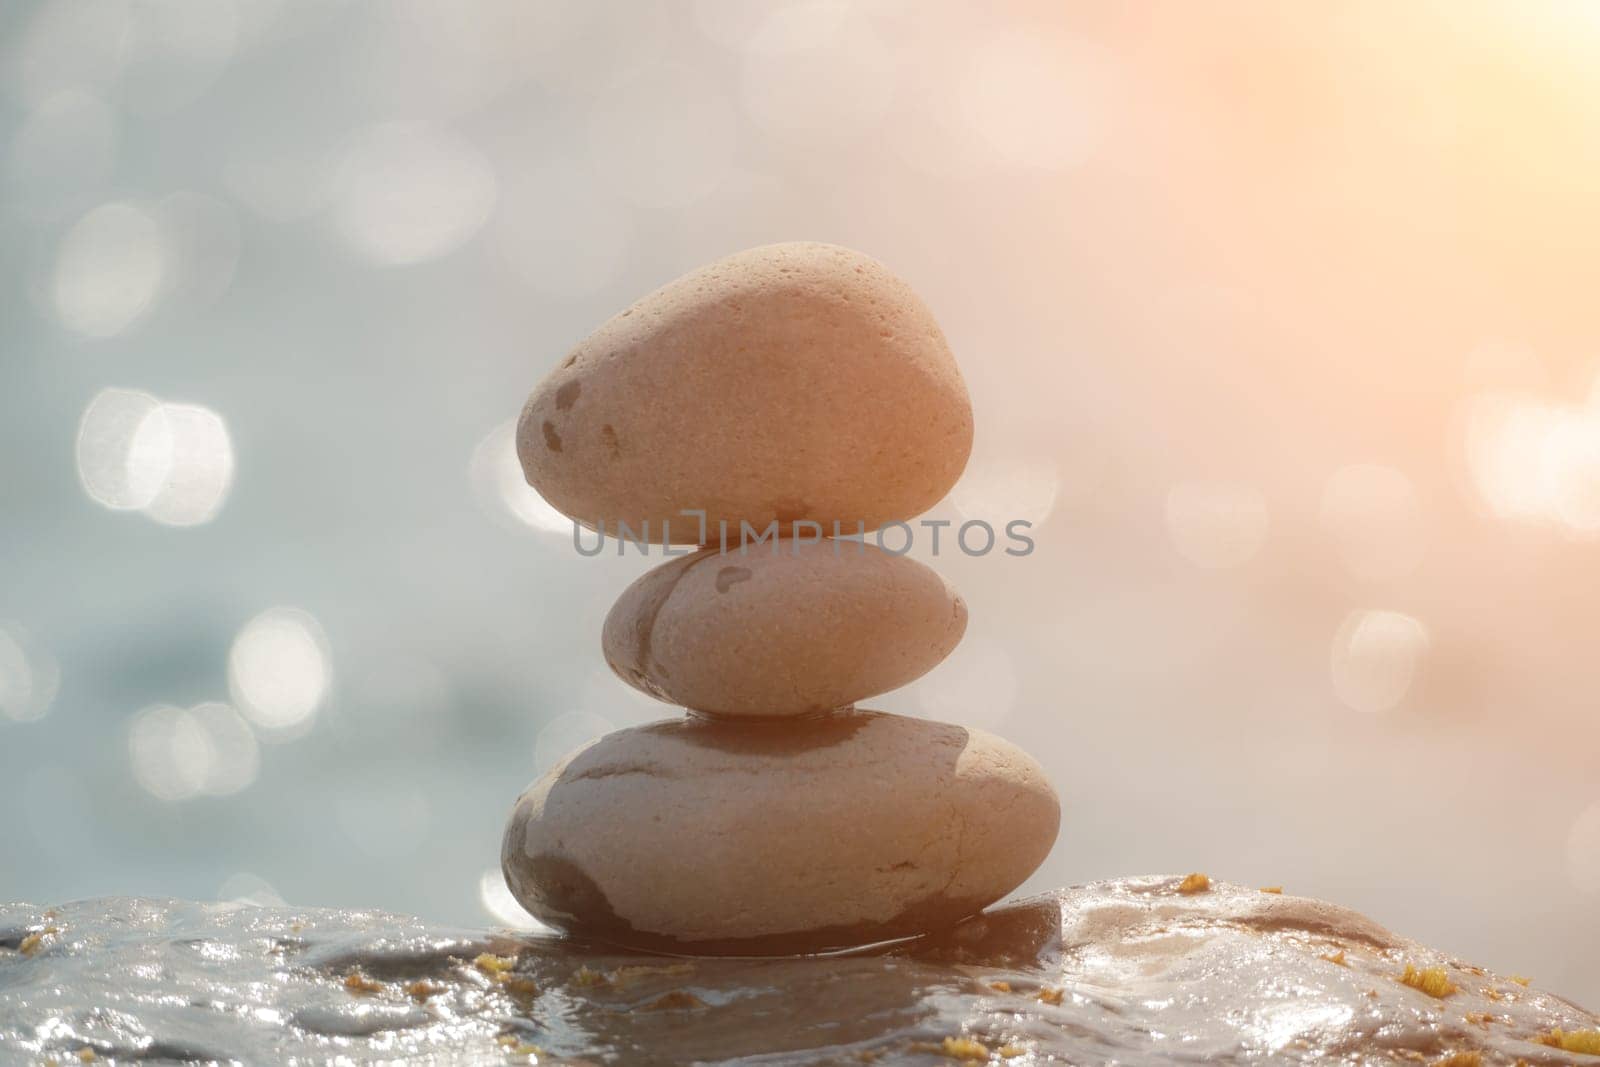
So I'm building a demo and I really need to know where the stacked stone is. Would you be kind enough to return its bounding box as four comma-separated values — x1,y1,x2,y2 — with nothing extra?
501,243,1060,955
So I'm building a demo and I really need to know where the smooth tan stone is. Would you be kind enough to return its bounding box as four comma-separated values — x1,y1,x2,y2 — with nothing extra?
516,242,973,544
602,539,967,718
500,709,1060,954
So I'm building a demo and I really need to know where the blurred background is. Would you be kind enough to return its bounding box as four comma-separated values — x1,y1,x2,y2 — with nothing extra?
3,0,1599,1007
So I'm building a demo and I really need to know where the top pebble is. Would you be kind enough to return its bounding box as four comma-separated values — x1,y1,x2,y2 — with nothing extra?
517,242,973,544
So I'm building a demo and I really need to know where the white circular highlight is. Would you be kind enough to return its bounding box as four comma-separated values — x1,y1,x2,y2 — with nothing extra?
1462,392,1600,534
479,868,552,933
228,607,331,735
1542,414,1600,533
128,702,259,801
77,388,165,510
951,456,1061,530
135,402,236,527
469,420,570,535
1329,610,1429,714
54,202,168,338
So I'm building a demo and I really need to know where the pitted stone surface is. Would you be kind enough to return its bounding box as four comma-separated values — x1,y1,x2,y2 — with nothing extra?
516,242,973,543
501,709,1059,952
602,539,967,717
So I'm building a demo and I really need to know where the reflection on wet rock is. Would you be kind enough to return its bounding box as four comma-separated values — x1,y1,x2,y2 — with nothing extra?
2,881,1597,1065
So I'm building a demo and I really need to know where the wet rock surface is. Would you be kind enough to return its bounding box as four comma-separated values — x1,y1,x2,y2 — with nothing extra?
3,878,1596,1065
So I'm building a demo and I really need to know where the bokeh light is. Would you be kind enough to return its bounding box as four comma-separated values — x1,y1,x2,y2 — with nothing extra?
469,420,570,536
478,867,551,932
951,455,1062,530
76,388,169,511
137,402,236,526
1319,464,1424,582
0,624,60,724
74,393,236,526
128,702,260,801
1463,393,1600,533
331,122,498,266
228,608,332,736
1329,610,1429,715
1164,481,1271,569
53,202,168,338
218,872,286,907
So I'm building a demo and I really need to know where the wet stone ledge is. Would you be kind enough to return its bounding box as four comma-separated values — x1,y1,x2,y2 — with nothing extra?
2,878,1597,1065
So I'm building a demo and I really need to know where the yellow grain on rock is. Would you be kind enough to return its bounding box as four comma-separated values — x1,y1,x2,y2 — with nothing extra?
1177,873,1211,895
940,1036,989,1060
1259,886,1283,894
1398,964,1458,998
343,971,385,995
19,926,59,956
473,952,516,975
1535,1029,1600,1055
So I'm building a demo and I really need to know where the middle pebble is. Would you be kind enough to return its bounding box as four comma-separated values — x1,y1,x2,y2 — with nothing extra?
604,539,967,718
